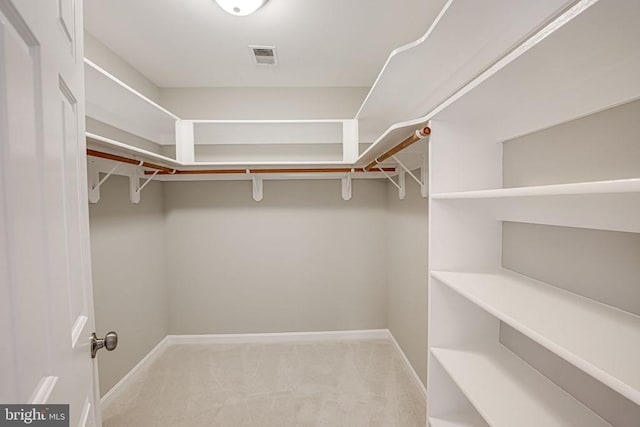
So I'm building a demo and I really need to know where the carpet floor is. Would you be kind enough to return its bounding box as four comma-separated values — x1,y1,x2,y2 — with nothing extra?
102,339,426,426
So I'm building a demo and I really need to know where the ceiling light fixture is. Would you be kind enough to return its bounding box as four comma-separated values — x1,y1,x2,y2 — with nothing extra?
215,0,268,16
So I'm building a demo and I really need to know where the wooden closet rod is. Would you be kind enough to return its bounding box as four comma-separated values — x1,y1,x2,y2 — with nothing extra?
87,125,430,176
364,126,430,171
85,149,395,175
145,167,395,175
87,149,175,173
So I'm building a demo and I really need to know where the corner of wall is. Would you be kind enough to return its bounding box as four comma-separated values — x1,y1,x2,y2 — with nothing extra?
84,30,162,103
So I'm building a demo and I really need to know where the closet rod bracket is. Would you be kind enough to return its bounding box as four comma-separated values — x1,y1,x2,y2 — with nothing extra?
391,154,427,198
378,167,402,191
128,168,160,204
88,161,120,203
137,170,160,194
252,176,263,202
341,172,352,201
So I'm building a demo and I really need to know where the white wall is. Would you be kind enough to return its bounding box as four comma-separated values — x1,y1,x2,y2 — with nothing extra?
160,87,369,120
89,176,169,396
386,174,429,387
164,179,388,334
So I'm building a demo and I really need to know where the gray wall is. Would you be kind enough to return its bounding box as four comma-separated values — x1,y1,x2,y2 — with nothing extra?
386,175,428,387
89,176,169,396
90,177,431,396
503,98,640,187
86,117,166,156
503,222,640,316
85,31,161,103
163,179,388,334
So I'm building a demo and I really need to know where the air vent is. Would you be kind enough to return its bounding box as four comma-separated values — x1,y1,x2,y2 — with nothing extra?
249,45,277,66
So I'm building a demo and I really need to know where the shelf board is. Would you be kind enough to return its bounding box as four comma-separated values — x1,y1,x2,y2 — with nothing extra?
431,345,610,427
84,59,179,145
87,133,352,168
355,0,573,146
86,133,180,167
431,269,640,405
431,178,640,200
193,121,346,145
191,161,350,167
429,413,487,427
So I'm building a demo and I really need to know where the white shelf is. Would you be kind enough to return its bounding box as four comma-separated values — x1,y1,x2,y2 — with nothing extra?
87,133,353,168
431,178,640,200
431,269,640,405
357,118,429,166
192,120,347,145
86,133,180,167
355,0,573,146
432,189,640,234
431,345,610,427
191,161,350,167
429,413,487,427
84,59,179,145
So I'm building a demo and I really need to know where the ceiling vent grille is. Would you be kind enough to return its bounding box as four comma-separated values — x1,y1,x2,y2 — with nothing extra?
249,45,277,66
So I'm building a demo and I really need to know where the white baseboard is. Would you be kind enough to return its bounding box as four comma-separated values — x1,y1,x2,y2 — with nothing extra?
100,336,169,409
387,330,427,399
100,329,426,410
165,329,389,345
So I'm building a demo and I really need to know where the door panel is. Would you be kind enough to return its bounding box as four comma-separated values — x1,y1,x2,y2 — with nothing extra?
58,0,75,50
0,2,49,401
0,0,99,424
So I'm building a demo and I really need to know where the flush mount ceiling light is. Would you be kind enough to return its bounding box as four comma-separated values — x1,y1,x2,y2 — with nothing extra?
215,0,268,16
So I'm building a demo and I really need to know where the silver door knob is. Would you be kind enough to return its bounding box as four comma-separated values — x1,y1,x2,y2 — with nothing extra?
91,331,118,359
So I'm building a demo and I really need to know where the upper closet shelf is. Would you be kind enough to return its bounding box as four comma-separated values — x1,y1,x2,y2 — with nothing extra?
431,178,640,200
432,269,640,405
85,59,179,145
86,133,352,168
432,0,640,142
355,0,574,165
86,133,180,167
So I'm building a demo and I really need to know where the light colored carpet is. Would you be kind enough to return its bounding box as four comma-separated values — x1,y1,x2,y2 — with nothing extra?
102,339,426,426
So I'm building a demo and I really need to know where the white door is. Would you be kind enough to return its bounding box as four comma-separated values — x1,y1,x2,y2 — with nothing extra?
0,0,101,425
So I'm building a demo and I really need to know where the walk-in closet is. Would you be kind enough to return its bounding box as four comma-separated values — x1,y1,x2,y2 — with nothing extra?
1,0,638,425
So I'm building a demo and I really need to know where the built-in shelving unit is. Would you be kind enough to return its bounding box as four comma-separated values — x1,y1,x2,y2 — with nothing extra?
85,60,363,169
354,0,575,164
432,270,640,405
428,0,640,425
